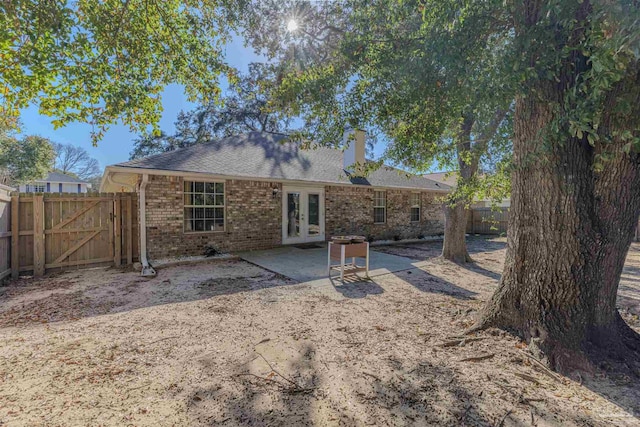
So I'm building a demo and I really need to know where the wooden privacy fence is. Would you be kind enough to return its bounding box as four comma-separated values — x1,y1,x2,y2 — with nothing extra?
466,209,640,239
0,187,12,280
11,193,139,277
466,207,509,235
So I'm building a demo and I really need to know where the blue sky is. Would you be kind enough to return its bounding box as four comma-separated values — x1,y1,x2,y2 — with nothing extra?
19,34,393,172
18,36,264,170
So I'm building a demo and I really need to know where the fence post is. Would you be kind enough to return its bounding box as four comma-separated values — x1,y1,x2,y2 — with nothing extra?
126,195,133,265
33,194,45,277
114,194,122,266
11,194,19,278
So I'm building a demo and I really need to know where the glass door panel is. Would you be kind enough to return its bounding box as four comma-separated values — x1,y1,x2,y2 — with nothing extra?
282,187,324,244
286,192,300,238
308,193,320,236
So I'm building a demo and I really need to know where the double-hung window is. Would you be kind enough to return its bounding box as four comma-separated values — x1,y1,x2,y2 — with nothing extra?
410,193,421,222
26,184,46,193
374,190,386,223
184,181,225,232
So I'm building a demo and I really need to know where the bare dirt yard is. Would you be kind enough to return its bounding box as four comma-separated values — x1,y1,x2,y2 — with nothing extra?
1,237,639,426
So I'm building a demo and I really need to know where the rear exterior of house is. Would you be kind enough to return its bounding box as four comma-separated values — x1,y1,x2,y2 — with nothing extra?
101,131,450,261
19,171,91,194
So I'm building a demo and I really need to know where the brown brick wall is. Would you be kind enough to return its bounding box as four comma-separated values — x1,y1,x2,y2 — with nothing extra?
143,175,445,260
325,186,445,241
144,175,282,260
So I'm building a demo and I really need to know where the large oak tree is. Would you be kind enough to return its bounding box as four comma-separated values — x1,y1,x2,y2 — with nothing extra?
472,0,640,373
244,0,640,372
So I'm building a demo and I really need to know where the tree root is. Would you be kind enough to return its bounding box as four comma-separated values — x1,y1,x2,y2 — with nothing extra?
440,253,474,264
464,308,502,335
466,284,640,378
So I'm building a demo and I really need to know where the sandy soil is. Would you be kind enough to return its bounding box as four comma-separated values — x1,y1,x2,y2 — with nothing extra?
0,238,639,426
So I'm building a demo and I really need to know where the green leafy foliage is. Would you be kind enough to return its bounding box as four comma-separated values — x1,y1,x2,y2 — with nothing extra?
513,1,639,170
1,0,243,143
129,63,290,159
0,133,55,185
242,0,513,205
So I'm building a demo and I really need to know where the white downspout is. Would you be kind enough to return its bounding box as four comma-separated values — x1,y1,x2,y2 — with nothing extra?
139,174,156,277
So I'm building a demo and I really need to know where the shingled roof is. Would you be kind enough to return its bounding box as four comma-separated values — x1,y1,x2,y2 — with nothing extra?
36,171,87,184
114,132,450,192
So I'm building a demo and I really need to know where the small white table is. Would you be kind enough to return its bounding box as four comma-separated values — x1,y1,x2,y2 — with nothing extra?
328,241,370,281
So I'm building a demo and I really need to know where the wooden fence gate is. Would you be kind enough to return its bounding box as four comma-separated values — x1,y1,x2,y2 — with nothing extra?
12,193,138,277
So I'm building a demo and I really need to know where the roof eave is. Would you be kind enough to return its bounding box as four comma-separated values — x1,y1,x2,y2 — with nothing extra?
104,165,452,193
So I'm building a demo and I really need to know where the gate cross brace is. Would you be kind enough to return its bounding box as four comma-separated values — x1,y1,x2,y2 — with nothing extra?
52,229,102,264
53,201,100,230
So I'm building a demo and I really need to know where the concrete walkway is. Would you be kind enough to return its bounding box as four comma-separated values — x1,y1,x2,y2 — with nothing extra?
239,243,428,283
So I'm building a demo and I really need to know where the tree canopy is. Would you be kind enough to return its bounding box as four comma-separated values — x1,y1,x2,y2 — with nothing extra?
241,0,513,261
0,132,55,185
242,0,512,189
1,0,242,143
130,64,290,159
242,0,640,370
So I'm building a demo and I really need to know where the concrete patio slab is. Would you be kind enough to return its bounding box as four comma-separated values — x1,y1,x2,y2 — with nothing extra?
238,244,428,283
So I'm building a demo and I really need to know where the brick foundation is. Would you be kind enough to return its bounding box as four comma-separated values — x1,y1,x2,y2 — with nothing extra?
142,175,445,260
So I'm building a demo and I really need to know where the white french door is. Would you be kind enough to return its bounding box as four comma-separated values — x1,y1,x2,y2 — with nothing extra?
282,186,325,245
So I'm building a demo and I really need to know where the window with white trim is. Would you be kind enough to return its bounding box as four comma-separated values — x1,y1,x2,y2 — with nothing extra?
26,184,46,193
410,193,421,222
374,190,386,223
184,181,225,232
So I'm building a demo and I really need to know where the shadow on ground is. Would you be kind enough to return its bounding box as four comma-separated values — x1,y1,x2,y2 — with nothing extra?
392,269,478,300
186,341,495,426
0,260,299,327
372,236,507,261
184,338,631,426
329,276,385,298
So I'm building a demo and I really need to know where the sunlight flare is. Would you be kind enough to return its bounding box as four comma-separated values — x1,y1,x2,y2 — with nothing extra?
286,19,298,32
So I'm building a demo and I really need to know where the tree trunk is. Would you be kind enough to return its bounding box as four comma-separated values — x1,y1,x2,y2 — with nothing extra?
474,69,640,373
441,114,475,263
440,106,507,264
442,202,472,263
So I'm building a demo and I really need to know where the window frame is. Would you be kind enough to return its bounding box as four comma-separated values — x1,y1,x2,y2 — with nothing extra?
26,184,46,193
183,179,226,234
410,192,421,222
373,190,386,224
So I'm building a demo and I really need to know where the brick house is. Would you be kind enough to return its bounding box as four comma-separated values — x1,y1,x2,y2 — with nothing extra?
101,130,450,266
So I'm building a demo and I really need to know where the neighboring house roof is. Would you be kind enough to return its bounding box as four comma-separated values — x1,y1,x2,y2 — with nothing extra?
32,171,88,184
113,132,450,192
423,171,458,187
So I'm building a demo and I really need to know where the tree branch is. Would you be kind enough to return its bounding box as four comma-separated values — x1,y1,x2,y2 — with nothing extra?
470,108,509,173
